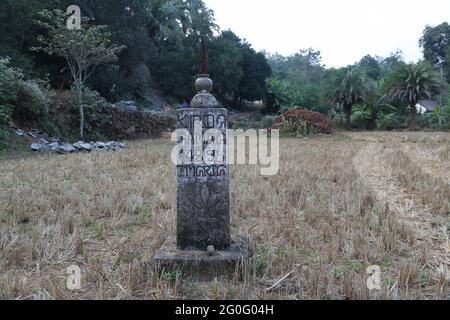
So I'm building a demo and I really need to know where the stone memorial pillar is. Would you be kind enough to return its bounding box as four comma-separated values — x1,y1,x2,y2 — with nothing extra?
176,74,230,251
154,75,250,281
154,40,250,281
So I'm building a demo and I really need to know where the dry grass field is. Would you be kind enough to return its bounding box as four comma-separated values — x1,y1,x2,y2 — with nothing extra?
0,132,449,300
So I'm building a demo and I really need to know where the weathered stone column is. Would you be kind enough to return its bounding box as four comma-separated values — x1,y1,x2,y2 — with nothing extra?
154,72,249,281
176,77,230,250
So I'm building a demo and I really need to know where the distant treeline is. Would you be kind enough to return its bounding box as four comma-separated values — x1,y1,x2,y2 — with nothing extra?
265,22,450,130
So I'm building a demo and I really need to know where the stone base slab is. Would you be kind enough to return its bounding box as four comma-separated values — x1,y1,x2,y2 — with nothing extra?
154,235,251,282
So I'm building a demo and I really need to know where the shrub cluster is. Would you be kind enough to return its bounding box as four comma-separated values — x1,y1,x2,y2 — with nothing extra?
0,57,52,131
271,108,333,135
0,58,23,126
13,80,50,125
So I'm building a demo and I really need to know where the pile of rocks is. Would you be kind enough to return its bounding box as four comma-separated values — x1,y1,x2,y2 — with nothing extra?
15,128,45,138
114,100,138,112
31,140,126,154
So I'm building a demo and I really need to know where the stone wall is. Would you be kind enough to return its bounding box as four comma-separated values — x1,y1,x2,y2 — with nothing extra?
99,107,175,139
49,92,175,140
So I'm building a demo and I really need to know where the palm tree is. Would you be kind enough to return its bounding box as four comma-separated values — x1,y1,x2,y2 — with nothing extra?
366,79,386,130
147,0,189,40
385,62,446,129
184,0,218,38
328,68,371,130
146,0,217,41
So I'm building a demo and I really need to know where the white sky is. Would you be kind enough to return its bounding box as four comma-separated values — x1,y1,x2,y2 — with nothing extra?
204,0,450,67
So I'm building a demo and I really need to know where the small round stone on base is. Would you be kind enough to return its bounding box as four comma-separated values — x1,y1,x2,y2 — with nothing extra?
207,245,215,256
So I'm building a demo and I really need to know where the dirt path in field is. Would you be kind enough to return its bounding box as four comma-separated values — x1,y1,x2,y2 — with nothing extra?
353,143,449,268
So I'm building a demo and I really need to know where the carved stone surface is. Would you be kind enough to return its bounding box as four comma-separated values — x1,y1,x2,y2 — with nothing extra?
176,108,230,251
190,92,219,109
154,71,250,280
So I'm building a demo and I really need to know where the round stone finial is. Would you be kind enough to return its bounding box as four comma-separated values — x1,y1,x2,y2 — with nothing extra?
191,74,219,108
195,74,213,92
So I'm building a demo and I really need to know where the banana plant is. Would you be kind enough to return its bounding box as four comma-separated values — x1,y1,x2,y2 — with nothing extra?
431,106,449,128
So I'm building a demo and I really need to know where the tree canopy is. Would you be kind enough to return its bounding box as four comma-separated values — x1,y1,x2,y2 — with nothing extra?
420,22,450,81
0,0,272,108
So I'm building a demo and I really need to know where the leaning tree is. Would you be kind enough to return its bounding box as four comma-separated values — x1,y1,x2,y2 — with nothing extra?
385,62,446,130
34,9,125,139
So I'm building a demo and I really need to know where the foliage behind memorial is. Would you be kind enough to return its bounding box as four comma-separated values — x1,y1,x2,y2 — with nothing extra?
265,36,450,131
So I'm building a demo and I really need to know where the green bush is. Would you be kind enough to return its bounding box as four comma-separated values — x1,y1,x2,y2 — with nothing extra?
0,58,22,149
266,77,290,113
74,87,113,139
416,113,433,129
0,57,23,105
262,115,275,128
377,113,400,131
0,104,13,126
1,58,54,132
82,87,111,109
13,80,49,124
44,87,115,140
351,111,370,129
377,113,411,130
417,106,450,130
0,127,11,151
278,118,322,136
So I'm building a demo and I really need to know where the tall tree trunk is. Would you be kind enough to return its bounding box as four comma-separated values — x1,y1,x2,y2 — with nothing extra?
409,102,417,130
438,109,442,129
78,84,84,140
338,104,344,125
369,110,377,130
344,103,352,130
233,94,239,108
